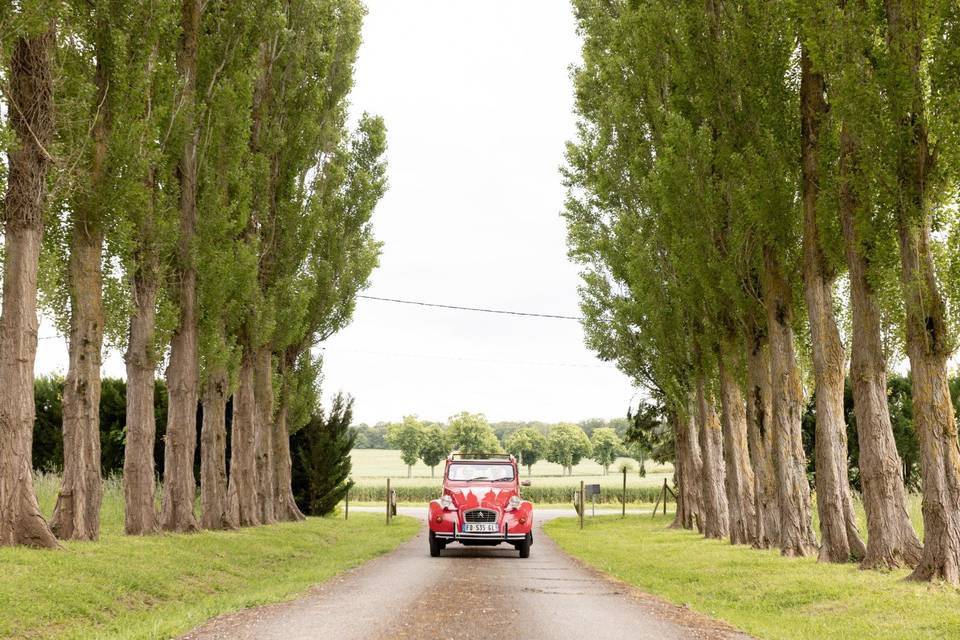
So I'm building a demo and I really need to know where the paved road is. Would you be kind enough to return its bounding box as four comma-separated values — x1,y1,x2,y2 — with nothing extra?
182,507,751,640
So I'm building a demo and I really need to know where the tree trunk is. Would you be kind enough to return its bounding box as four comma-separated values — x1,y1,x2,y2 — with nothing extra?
718,347,756,545
671,405,702,531
839,123,922,569
746,328,779,548
123,232,160,535
272,358,305,522
161,0,201,533
200,369,230,529
762,247,817,557
884,0,960,584
51,33,110,540
51,224,105,541
254,347,275,524
225,352,260,527
800,48,865,563
0,25,59,549
696,375,729,540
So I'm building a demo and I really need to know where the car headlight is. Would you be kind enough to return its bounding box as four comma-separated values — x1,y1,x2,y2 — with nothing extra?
440,494,453,510
508,495,521,510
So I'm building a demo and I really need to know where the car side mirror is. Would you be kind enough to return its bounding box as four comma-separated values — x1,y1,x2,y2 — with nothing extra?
521,480,531,487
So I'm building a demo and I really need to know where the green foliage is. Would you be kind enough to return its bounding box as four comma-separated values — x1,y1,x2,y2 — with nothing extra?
445,412,501,454
385,416,426,469
546,423,592,472
625,400,674,466
419,425,448,472
290,393,356,517
32,377,64,473
32,375,170,477
505,427,547,473
589,427,622,471
350,423,389,449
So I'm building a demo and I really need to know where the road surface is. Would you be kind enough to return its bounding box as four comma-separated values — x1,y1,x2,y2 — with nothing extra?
182,507,752,640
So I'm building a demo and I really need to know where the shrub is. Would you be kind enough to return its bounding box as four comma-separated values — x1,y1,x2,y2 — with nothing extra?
291,393,356,516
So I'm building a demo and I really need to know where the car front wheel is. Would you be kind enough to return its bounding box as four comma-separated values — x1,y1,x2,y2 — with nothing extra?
429,531,442,557
516,533,531,558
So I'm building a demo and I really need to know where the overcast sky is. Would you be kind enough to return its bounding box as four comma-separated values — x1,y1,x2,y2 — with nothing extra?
36,0,639,425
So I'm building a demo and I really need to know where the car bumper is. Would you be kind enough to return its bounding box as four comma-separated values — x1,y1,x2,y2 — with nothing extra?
434,523,529,542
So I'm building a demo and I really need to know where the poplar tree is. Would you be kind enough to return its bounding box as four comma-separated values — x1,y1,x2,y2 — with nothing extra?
0,1,59,548
799,0,923,569
159,0,203,533
117,0,179,537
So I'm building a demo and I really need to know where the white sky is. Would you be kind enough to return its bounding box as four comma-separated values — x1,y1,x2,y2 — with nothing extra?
35,0,639,425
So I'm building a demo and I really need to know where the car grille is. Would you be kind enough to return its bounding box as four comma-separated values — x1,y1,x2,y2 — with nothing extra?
463,509,497,524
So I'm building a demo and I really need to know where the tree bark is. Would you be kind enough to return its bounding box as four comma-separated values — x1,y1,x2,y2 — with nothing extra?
696,375,728,540
671,403,703,532
51,17,111,541
226,352,260,527
800,48,866,563
272,351,304,522
200,369,230,529
0,25,59,549
254,347,276,524
718,347,756,545
123,224,160,536
884,0,960,584
272,393,305,522
51,224,105,541
839,123,922,569
746,328,779,548
762,247,817,557
161,0,201,533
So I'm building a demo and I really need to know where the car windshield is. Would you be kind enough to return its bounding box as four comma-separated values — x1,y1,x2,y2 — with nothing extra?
447,463,515,482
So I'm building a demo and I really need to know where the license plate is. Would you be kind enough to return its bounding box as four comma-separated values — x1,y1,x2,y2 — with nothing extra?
462,522,499,533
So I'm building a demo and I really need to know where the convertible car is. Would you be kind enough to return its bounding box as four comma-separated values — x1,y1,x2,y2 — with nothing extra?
427,453,534,558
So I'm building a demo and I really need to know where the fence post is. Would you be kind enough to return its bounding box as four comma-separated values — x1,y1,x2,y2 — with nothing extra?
579,480,585,530
651,480,663,519
622,467,627,519
386,478,391,525
345,485,350,520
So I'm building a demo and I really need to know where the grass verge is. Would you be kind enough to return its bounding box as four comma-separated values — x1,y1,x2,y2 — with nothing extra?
545,514,960,640
0,511,418,640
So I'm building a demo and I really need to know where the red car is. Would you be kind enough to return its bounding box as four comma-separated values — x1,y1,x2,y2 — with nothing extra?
427,453,534,558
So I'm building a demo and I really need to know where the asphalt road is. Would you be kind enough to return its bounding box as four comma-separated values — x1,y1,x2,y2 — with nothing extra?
181,507,752,640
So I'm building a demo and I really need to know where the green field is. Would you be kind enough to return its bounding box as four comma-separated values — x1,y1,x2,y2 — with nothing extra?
546,508,953,640
1,474,418,640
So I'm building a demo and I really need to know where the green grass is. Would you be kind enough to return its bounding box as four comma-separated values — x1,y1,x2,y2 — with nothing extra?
546,513,959,640
2,474,418,640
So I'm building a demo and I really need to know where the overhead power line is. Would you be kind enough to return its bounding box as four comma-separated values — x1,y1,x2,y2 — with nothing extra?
357,295,583,321
318,346,613,369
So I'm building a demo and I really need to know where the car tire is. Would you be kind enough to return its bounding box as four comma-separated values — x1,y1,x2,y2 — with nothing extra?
517,533,531,558
429,531,442,557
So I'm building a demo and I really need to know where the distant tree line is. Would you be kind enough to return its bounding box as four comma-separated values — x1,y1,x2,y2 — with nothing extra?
363,412,645,478
351,417,631,450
